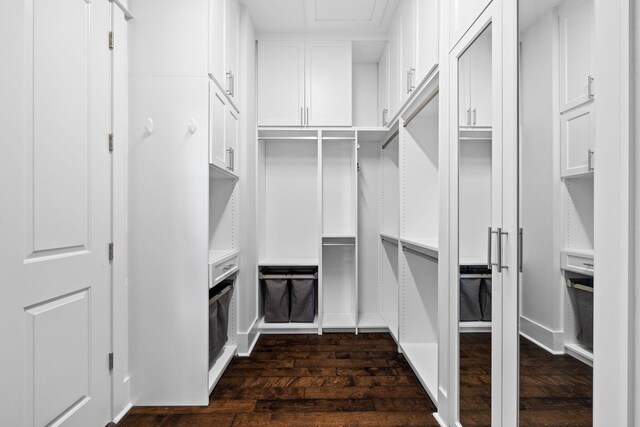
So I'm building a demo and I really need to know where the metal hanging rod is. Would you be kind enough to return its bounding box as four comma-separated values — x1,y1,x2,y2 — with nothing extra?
381,130,399,149
459,274,492,279
209,283,234,305
259,273,318,280
403,88,440,128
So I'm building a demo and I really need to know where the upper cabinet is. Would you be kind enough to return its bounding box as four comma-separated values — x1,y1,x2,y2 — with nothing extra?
449,0,492,49
378,44,390,127
386,0,439,120
458,26,492,128
258,40,352,127
558,0,594,113
210,0,240,103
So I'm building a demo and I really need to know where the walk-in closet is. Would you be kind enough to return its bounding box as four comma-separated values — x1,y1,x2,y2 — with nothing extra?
1,0,635,426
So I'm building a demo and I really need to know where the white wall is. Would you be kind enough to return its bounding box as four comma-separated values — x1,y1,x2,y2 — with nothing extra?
353,64,379,127
519,11,563,348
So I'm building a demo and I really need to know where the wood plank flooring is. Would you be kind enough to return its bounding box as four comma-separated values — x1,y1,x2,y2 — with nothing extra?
459,333,593,427
118,333,439,427
118,332,593,427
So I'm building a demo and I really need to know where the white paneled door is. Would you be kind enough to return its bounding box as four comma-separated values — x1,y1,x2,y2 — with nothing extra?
0,0,112,426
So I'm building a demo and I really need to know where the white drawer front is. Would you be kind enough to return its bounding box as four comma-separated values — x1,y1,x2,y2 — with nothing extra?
561,252,594,276
211,256,239,286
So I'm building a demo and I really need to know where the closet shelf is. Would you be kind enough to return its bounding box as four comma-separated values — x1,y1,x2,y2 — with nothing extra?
400,237,438,259
322,234,356,239
258,315,319,330
208,345,237,393
209,163,239,180
357,312,387,329
400,343,438,404
380,232,399,245
258,257,318,267
209,249,240,266
322,313,356,329
561,248,594,257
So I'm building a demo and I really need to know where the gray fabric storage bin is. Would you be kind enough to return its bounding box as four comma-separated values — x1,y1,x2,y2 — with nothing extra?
574,282,594,349
290,279,315,322
460,278,483,321
216,286,233,353
264,279,290,322
480,278,492,321
208,293,221,369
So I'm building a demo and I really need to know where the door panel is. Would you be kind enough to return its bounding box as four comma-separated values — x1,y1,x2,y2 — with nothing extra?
415,0,439,85
0,0,112,425
210,83,228,169
209,0,225,85
378,44,389,126
225,0,239,99
305,40,352,127
561,103,594,177
468,27,492,127
257,40,305,126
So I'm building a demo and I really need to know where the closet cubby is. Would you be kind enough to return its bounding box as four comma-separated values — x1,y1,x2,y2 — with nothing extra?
321,239,357,329
352,41,387,128
380,128,400,239
398,83,440,403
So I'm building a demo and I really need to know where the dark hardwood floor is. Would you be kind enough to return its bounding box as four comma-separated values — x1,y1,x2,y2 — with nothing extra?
118,332,592,427
459,333,593,427
118,333,439,427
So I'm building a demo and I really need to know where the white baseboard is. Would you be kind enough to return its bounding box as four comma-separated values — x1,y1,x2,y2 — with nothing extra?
519,316,564,354
113,402,133,424
236,317,260,356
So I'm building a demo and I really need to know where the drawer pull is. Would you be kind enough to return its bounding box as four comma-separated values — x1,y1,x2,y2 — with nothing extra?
582,262,594,267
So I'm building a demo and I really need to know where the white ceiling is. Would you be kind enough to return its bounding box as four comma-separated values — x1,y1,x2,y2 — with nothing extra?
519,0,564,33
245,0,399,33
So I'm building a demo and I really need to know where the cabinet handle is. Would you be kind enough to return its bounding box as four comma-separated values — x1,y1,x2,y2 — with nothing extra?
226,148,233,171
226,71,232,96
518,228,523,273
488,227,495,269
231,148,235,171
300,107,303,126
588,76,594,99
409,67,416,92
407,69,411,94
497,228,508,272
588,149,594,172
382,109,389,126
306,107,309,126
583,262,594,267
472,108,477,126
467,108,471,126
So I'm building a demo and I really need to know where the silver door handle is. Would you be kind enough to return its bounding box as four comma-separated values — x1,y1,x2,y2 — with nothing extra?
409,67,416,92
588,149,594,172
301,107,303,126
467,108,471,126
488,227,496,269
382,109,389,126
497,228,508,272
226,148,233,171
226,71,232,96
472,108,477,126
306,107,309,126
518,228,523,273
588,76,594,99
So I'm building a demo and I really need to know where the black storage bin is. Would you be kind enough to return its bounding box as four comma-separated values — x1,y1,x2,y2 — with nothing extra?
264,279,290,322
290,279,315,322
571,278,594,349
216,284,233,352
208,291,222,368
460,278,483,321
209,279,234,368
480,278,492,321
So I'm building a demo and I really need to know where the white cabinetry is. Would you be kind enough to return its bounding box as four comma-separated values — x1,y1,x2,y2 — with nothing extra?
209,0,240,102
560,102,594,177
458,26,492,128
378,44,390,126
209,80,240,176
415,0,439,84
558,0,594,113
224,0,240,100
449,0,492,49
400,0,416,103
257,40,352,127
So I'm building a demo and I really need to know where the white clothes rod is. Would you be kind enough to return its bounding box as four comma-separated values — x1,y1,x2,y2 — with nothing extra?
110,0,135,20
259,273,318,280
403,88,440,128
459,274,492,279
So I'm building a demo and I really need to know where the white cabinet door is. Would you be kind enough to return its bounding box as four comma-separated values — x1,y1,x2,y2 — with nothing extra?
224,0,239,100
561,102,595,177
468,26,492,127
210,83,228,170
400,0,416,103
558,0,594,113
209,0,225,85
449,0,492,49
388,14,402,120
226,108,239,174
305,40,352,127
257,40,305,126
378,44,390,126
415,0,439,84
458,50,471,127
